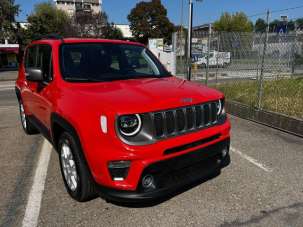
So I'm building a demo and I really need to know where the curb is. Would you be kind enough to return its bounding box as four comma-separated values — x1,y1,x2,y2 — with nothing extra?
226,101,303,138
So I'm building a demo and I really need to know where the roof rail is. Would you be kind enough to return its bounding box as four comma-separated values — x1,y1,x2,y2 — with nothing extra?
33,34,64,42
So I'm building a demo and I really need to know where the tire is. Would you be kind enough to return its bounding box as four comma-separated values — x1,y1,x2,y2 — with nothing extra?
58,131,97,202
18,100,39,135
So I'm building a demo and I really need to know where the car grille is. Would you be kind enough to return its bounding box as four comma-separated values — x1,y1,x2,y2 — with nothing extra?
151,101,218,139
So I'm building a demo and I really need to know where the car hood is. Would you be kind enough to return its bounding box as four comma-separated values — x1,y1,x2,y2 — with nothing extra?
67,76,223,114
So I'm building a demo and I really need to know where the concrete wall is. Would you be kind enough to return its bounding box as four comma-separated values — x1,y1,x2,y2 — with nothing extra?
115,24,133,38
149,48,176,74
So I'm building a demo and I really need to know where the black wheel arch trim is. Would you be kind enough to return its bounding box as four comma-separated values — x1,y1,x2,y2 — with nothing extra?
50,113,96,182
50,113,80,150
15,86,21,101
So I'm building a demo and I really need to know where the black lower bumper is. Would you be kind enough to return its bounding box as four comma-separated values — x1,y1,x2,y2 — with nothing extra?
96,138,230,203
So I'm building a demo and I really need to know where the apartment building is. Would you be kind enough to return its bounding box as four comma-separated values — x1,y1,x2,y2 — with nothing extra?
54,0,102,16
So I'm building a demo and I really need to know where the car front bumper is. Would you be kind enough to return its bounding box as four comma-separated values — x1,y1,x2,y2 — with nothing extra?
95,138,230,203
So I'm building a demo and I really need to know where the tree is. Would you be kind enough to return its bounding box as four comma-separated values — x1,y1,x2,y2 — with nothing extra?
103,23,124,39
269,20,280,33
73,11,123,39
213,12,253,60
213,12,253,32
255,18,267,33
296,18,303,30
127,0,175,44
175,25,187,34
287,20,295,32
25,2,75,41
73,11,108,37
0,0,20,42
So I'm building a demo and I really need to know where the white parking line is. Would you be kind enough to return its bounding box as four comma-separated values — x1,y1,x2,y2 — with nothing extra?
0,83,14,87
0,106,16,110
0,84,14,86
22,139,53,227
0,87,14,91
230,147,273,173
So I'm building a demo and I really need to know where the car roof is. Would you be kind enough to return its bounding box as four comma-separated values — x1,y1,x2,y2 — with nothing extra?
30,38,145,47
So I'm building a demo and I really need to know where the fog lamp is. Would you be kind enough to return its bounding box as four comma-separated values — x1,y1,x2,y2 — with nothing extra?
142,174,155,189
108,161,131,181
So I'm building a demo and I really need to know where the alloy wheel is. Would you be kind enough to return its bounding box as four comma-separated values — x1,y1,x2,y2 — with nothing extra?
60,142,79,191
20,103,27,129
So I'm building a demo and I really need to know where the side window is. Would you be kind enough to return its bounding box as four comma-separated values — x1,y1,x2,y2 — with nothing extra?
37,45,53,82
25,46,37,68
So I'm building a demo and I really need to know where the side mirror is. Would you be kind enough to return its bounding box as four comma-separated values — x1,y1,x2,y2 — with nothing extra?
26,68,43,82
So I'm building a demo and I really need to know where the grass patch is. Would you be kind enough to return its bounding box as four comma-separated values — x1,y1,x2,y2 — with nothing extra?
213,77,303,119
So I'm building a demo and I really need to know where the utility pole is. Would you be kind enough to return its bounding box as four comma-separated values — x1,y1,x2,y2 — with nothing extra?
187,0,193,81
186,0,203,81
205,23,211,85
180,0,184,74
257,9,270,109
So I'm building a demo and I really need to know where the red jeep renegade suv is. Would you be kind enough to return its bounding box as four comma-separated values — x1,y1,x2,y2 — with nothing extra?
15,36,231,202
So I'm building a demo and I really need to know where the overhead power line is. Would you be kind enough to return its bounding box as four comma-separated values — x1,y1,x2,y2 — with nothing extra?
248,5,303,18
271,5,303,14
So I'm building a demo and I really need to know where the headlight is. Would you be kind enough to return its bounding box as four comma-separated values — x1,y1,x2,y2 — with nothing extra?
217,99,226,116
118,114,142,137
216,99,226,124
217,99,224,116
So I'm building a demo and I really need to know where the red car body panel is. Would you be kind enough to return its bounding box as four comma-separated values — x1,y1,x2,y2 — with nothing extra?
16,38,231,193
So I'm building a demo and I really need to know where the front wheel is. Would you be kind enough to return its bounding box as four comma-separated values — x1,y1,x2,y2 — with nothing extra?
58,132,97,202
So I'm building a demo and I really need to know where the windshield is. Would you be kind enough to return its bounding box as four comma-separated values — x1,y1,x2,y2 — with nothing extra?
60,43,170,82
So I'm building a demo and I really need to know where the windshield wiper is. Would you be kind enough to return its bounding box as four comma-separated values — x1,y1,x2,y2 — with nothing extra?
64,74,169,83
64,77,105,82
103,75,160,81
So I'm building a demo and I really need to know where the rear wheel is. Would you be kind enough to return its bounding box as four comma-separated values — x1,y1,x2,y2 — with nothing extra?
18,101,39,134
58,132,97,202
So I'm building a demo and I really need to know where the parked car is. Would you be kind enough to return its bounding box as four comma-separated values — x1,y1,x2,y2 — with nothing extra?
193,51,231,68
15,36,231,203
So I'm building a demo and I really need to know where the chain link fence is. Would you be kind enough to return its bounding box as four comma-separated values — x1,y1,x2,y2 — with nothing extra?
173,30,303,120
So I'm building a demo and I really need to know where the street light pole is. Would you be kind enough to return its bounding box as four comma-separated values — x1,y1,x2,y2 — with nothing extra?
186,0,203,81
187,0,193,81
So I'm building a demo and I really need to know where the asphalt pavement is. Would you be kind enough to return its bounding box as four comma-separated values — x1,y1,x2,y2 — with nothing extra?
0,82,41,227
0,77,302,227
0,71,18,82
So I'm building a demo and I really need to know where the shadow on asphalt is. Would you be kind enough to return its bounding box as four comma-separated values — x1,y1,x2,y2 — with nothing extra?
220,202,303,227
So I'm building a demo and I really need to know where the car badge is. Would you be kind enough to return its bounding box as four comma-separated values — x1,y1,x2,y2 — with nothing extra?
181,98,193,103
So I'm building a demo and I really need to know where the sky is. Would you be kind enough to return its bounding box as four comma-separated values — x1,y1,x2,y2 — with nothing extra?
15,0,303,26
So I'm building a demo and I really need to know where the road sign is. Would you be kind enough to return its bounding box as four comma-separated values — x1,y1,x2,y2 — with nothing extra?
277,24,287,35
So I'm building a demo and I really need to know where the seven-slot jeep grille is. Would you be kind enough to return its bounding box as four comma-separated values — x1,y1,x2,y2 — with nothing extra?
151,102,218,139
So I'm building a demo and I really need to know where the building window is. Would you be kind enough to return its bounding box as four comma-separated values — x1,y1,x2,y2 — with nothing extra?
83,4,92,10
